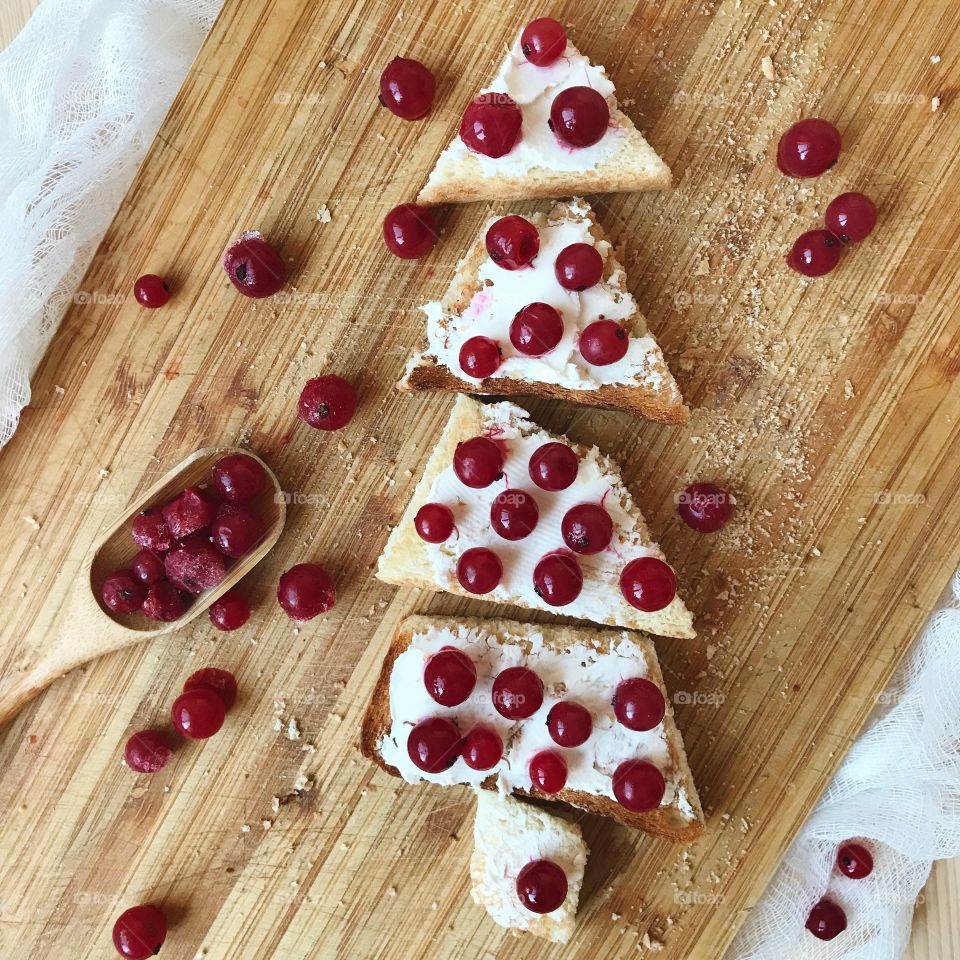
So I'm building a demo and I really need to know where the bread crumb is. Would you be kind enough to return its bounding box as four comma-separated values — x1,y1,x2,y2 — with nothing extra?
932,96,941,112
22,516,40,530
286,717,301,741
761,55,777,81
316,204,332,224
810,546,821,557
844,379,855,399
931,54,941,64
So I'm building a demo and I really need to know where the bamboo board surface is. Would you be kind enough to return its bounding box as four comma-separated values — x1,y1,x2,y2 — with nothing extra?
2,1,960,958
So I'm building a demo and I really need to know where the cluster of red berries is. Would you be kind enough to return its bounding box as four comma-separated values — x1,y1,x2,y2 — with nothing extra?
409,646,668,813
805,841,874,941
778,119,878,277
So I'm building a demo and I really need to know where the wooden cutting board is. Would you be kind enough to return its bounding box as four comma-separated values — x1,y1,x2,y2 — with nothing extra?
1,0,959,957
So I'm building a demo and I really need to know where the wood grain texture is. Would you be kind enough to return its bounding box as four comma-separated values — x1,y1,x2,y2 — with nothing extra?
1,1,960,959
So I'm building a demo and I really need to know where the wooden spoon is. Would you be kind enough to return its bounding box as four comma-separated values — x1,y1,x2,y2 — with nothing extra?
0,447,285,724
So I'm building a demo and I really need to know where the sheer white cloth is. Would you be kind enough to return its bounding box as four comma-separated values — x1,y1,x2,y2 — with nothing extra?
4,3,960,958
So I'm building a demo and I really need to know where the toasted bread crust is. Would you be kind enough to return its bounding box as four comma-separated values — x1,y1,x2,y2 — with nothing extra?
360,615,705,843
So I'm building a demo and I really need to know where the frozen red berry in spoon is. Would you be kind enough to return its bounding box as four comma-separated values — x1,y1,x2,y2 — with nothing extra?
620,557,676,612
277,563,336,621
825,192,877,243
407,716,461,773
379,56,436,120
164,535,226,594
124,730,173,773
223,231,286,298
486,216,539,270
208,590,251,631
298,374,357,431
529,442,578,491
788,229,842,277
456,547,502,594
777,118,841,178
580,319,628,365
414,503,455,543
212,453,266,503
211,504,264,558
837,841,873,879
520,17,567,66
132,508,174,554
529,749,567,794
555,243,604,290
131,550,166,585
547,701,592,747
516,859,567,914
101,571,147,614
460,95,523,157
424,647,476,706
162,486,216,539
171,686,225,739
459,336,502,379
184,667,238,711
461,726,502,770
133,274,170,309
678,482,734,532
510,302,564,356
112,904,167,959
490,489,539,540
614,678,666,731
383,203,438,259
806,898,847,940
533,551,583,606
453,436,503,488
141,581,187,622
561,503,613,554
550,87,609,147
492,666,543,719
613,759,665,811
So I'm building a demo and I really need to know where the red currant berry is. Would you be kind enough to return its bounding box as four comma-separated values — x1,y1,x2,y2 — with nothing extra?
837,841,873,879
547,701,592,747
112,904,167,959
788,229,841,277
462,726,503,770
613,678,666,731
529,749,567,794
101,571,147,614
453,436,504,488
379,57,435,120
141,581,187,622
131,550,166,586
492,666,543,719
298,374,357,431
223,232,286,298
550,86,609,147
124,730,172,773
555,243,604,291
407,716,461,773
579,319,628,365
162,486,216,540
211,504,264,558
212,453,265,503
132,508,174,554
171,686,225,739
806,899,847,940
184,667,238,711
520,18,567,67
517,860,567,915
383,203,438,259
528,442,578,491
533,551,583,606
620,557,677,612
777,118,841,178
133,274,170,308
561,503,613,554
164,535,227,594
424,647,476,707
459,95,523,158
613,759,665,811
277,563,337,621
208,590,251,631
485,215,539,270
490,489,539,540
510,302,564,356
459,336,502,378
414,503,455,543
456,547,502,594
825,192,877,243
678,482,734,533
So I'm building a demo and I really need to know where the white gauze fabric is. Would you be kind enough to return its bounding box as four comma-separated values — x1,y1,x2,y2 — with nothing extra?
0,0,222,445
727,570,960,959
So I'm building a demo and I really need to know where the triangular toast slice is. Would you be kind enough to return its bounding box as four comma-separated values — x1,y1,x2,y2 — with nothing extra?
360,615,705,841
377,395,695,638
399,198,688,423
418,35,671,205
